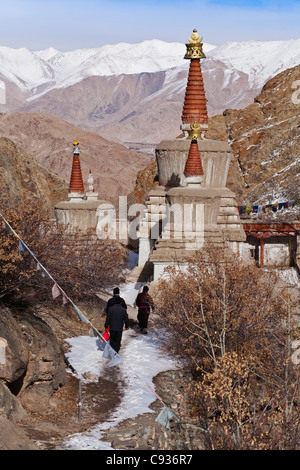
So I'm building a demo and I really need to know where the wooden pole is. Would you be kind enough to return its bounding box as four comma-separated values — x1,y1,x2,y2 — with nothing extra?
260,237,264,267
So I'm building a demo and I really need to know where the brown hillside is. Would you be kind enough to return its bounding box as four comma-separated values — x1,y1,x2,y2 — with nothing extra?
0,137,68,215
208,64,300,204
17,64,255,149
0,112,152,201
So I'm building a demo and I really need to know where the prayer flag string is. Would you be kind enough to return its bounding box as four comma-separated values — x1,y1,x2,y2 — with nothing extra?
0,211,180,428
0,212,109,338
238,199,300,215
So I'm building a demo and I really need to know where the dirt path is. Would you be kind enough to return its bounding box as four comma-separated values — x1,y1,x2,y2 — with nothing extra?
17,297,162,449
18,362,125,449
18,268,171,450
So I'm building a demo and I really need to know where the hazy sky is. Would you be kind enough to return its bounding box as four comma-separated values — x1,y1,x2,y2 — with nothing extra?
0,0,299,50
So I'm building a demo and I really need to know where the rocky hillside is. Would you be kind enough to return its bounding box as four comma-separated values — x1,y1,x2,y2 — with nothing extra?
0,112,152,201
21,72,177,148
0,137,68,215
210,64,300,205
0,296,106,449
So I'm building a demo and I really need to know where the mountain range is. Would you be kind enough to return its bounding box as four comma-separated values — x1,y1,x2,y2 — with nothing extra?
0,38,299,208
1,38,300,150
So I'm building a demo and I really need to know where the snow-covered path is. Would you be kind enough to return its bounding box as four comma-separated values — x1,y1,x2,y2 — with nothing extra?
60,281,176,450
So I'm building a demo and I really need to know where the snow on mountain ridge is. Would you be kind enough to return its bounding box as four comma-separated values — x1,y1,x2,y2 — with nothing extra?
0,38,299,97
209,39,300,87
0,39,214,92
35,47,60,61
0,46,54,89
45,40,190,86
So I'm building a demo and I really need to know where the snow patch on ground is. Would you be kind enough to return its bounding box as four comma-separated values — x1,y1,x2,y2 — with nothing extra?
61,278,175,450
62,329,176,450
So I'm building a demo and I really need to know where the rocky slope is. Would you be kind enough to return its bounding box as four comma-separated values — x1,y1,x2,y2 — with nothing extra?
211,64,300,204
0,137,68,214
0,304,66,450
0,112,152,201
0,305,66,415
0,298,106,450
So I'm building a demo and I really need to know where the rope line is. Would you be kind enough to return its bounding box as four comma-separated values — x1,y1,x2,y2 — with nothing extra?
0,212,180,425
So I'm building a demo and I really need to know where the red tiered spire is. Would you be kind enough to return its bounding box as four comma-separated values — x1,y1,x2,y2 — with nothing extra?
181,29,208,136
181,59,208,127
184,139,204,177
69,140,85,194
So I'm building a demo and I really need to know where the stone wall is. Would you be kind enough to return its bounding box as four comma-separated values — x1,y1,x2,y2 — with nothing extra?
156,139,231,189
55,200,102,230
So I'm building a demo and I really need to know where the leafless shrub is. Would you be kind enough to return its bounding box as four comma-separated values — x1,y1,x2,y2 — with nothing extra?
0,203,127,303
155,246,300,449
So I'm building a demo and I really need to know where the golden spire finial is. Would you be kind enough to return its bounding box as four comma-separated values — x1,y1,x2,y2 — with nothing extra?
187,29,203,45
184,29,205,60
187,121,202,140
73,139,80,155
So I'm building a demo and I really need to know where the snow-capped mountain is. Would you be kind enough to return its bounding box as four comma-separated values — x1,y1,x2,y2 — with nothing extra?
1,38,299,96
208,39,300,88
0,46,55,91
0,40,209,94
0,38,299,150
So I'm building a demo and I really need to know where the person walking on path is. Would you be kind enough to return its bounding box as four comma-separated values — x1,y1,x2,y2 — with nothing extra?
106,287,127,314
105,296,129,352
135,286,154,334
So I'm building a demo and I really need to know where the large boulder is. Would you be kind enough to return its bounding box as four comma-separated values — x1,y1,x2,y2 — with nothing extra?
0,306,66,413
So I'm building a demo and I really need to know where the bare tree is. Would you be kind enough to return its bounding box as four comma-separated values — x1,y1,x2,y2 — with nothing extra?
0,203,127,304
